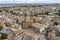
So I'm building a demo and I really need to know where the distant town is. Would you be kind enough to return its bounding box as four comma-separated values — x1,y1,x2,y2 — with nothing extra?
0,4,60,40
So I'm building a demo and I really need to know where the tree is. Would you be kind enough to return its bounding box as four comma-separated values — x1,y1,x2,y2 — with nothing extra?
24,13,27,16
0,10,2,12
55,10,60,16
58,10,60,13
1,33,8,39
34,13,38,16
0,26,3,31
16,19,18,23
53,22,58,25
10,11,19,16
10,11,13,13
4,9,9,12
55,13,60,16
45,11,49,15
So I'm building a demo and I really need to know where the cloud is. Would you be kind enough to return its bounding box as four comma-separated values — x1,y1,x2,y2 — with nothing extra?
0,0,60,3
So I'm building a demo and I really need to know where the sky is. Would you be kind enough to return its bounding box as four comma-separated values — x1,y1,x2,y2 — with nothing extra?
0,0,60,4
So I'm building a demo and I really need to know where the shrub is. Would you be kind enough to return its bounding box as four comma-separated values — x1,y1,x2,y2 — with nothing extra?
0,26,3,30
1,33,8,39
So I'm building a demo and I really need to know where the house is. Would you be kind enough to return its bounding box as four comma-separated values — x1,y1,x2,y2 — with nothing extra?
5,22,11,27
32,23,49,33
